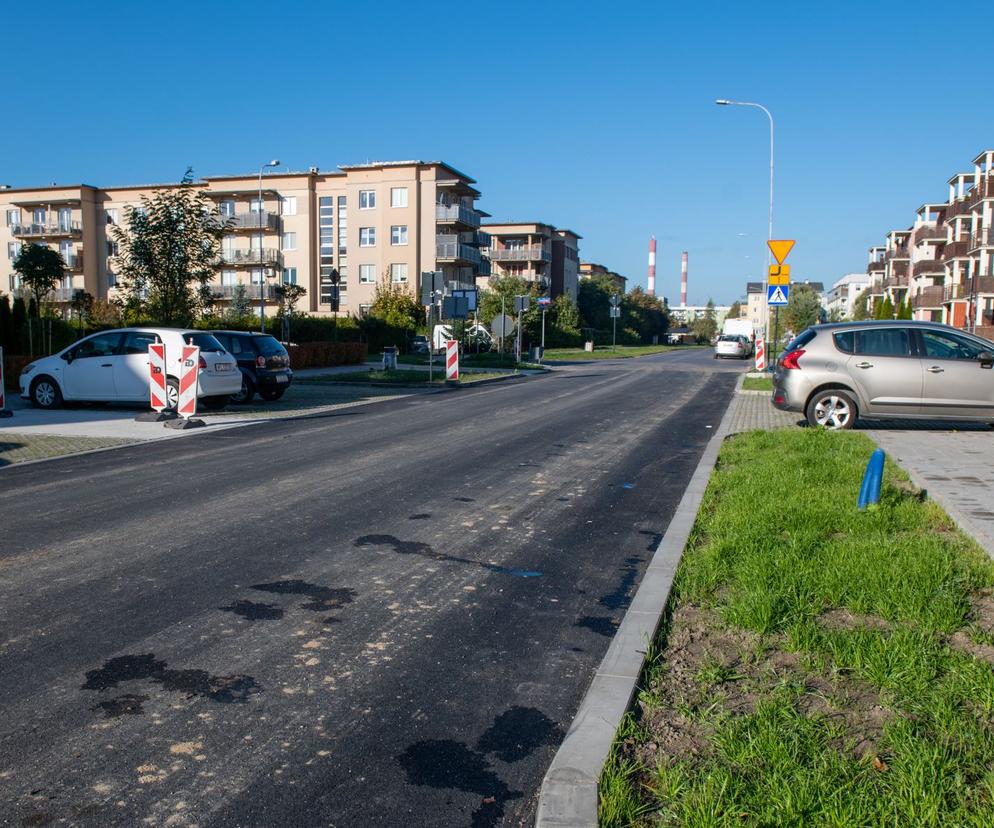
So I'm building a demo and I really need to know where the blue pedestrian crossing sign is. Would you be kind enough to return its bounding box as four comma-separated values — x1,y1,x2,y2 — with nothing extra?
767,284,789,306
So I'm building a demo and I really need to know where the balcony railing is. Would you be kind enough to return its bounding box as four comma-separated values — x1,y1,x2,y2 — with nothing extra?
489,245,552,262
944,240,971,259
219,248,280,265
10,221,82,238
222,211,281,231
476,257,492,278
209,283,279,299
64,253,83,270
968,176,994,207
911,286,945,308
969,229,994,250
866,260,885,274
435,203,481,228
945,198,974,219
913,225,945,241
913,258,944,277
944,277,994,301
887,262,909,280
436,237,481,264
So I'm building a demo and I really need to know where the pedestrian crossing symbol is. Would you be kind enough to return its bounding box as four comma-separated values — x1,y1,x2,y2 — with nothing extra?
767,284,789,305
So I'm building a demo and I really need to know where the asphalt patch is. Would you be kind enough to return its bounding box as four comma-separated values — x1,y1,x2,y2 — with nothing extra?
355,534,542,578
251,579,357,613
475,706,564,763
220,599,284,621
81,653,259,704
600,555,643,610
575,616,619,637
90,693,148,718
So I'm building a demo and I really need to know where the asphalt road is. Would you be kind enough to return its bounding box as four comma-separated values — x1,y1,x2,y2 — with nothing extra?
0,348,742,827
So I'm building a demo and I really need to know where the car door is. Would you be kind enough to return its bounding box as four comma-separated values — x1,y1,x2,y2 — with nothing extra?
114,330,162,401
845,327,923,416
62,332,125,400
917,328,994,419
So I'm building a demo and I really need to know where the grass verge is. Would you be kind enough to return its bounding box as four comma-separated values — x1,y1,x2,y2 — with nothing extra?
304,369,507,386
543,345,703,361
741,376,773,392
395,353,543,370
602,428,994,826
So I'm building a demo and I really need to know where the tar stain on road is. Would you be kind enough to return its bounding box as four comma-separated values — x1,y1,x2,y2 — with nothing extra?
397,706,562,827
251,579,357,613
90,692,149,718
575,616,619,637
81,654,259,709
219,599,284,621
355,534,542,578
600,555,643,611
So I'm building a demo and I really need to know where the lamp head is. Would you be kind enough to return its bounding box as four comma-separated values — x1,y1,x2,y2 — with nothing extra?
268,159,280,167
715,99,731,106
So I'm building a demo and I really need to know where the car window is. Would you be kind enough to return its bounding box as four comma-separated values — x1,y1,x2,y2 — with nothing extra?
123,331,160,355
833,331,855,354
786,329,817,351
921,330,986,360
213,333,231,352
718,335,738,342
181,332,225,352
72,332,123,359
855,328,911,357
253,335,285,355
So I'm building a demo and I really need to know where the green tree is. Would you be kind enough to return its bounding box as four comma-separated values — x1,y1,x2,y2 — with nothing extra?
225,283,253,323
851,288,871,321
623,286,670,344
112,168,230,325
727,299,742,319
11,296,27,352
896,297,913,319
691,299,718,343
369,274,422,330
13,243,65,315
69,290,94,335
479,275,542,348
783,284,822,332
576,275,617,335
0,294,11,351
547,293,582,347
874,295,894,320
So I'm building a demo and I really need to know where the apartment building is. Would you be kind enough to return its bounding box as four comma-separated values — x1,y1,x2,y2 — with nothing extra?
865,149,994,335
0,160,489,317
825,273,870,319
481,221,580,302
578,262,627,295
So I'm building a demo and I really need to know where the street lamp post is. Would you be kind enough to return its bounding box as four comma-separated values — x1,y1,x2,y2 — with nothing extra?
715,99,776,361
258,159,280,332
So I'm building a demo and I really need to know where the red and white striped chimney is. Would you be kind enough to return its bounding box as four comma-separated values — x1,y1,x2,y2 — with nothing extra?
680,251,688,307
647,237,656,296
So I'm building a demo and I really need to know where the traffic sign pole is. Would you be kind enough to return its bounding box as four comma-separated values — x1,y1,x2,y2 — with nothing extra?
766,240,795,368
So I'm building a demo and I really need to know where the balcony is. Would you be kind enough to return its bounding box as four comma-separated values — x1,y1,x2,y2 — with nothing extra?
912,286,945,308
209,283,279,299
476,257,492,278
219,248,280,266
887,262,909,280
913,258,944,277
944,240,971,259
913,225,945,241
944,277,994,301
882,275,907,289
436,236,481,264
435,203,481,228
64,253,83,271
11,221,82,239
968,177,994,207
945,198,974,219
223,211,281,231
489,244,552,262
969,229,994,250
866,260,885,274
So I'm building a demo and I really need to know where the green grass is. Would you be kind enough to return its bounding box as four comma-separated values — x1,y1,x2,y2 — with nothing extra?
394,352,543,370
601,428,994,826
741,376,773,392
305,369,506,385
543,344,704,361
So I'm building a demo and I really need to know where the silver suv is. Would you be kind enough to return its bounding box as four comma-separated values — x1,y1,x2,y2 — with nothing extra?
772,320,994,429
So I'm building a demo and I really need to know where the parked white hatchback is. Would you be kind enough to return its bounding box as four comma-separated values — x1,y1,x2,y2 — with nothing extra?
714,334,753,360
19,328,240,410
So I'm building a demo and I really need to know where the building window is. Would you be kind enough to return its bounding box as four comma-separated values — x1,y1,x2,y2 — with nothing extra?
250,269,264,285
219,200,235,217
8,241,21,260
107,270,117,288
221,270,237,286
281,196,297,216
359,264,376,284
358,304,371,316
250,198,263,213
6,209,19,227
390,225,408,246
32,208,46,225
105,208,118,225
106,241,119,257
282,267,297,285
359,190,376,210
390,188,408,208
338,195,348,255
390,263,408,283
359,227,376,247
282,232,297,250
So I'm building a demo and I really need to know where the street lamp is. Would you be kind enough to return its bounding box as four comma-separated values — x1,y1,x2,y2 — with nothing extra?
258,159,280,332
715,99,775,354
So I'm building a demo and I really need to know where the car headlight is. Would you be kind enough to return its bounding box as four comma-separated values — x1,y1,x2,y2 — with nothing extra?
20,364,36,376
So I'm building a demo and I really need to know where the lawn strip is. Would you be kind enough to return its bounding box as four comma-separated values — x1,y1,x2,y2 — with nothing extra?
741,376,773,392
602,428,994,826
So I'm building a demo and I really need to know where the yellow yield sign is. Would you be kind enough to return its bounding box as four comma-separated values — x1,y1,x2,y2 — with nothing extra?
768,264,790,285
767,239,795,265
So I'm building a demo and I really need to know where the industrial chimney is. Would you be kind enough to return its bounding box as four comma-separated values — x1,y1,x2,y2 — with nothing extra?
647,237,656,297
680,251,688,307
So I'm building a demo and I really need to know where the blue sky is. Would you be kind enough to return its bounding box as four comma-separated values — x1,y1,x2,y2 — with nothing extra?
4,0,993,304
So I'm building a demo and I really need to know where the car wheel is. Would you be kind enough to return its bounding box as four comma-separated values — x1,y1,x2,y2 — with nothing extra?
806,389,857,430
714,353,719,360
30,376,63,409
259,387,286,402
231,374,255,405
201,395,230,411
166,378,179,410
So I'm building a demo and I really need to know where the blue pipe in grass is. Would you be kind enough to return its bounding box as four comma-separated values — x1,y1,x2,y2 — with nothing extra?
858,448,885,510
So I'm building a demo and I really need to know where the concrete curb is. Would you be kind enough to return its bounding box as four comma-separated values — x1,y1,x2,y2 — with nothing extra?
534,383,741,827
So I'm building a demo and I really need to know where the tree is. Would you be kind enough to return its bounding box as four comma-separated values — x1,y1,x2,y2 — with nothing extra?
623,286,669,344
11,296,27,352
783,284,822,332
547,294,582,347
727,299,742,319
225,283,253,322
851,288,871,321
274,283,308,341
112,168,230,325
691,299,718,343
89,299,122,327
369,274,422,330
896,297,913,319
874,295,894,320
479,275,542,348
576,275,617,335
13,243,65,314
0,294,11,351
69,290,94,335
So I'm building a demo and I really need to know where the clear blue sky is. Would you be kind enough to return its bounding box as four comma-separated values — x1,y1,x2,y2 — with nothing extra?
4,0,992,304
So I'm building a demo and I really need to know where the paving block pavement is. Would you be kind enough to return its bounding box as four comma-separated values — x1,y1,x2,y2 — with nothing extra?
0,432,135,466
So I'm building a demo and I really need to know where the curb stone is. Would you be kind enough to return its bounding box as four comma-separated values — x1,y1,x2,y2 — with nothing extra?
534,376,742,827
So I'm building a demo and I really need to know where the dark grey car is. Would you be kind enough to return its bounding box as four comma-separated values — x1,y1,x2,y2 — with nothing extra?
772,320,994,429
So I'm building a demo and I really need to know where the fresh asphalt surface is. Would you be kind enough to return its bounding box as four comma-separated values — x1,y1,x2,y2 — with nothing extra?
0,348,742,827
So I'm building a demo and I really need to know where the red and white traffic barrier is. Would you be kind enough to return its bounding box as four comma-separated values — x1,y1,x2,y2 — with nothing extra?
176,345,200,419
755,337,766,371
149,342,168,412
0,345,10,417
445,339,459,381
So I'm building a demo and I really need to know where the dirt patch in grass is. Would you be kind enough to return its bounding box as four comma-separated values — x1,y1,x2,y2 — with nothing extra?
817,608,892,634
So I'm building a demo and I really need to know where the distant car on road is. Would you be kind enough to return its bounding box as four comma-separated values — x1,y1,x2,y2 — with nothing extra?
19,328,239,410
714,334,752,359
411,335,430,355
209,331,293,404
773,320,994,429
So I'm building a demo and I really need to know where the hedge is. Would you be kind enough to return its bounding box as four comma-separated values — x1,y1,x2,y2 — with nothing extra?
287,341,367,369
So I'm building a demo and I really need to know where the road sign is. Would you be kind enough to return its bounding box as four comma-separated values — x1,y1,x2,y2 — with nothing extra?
451,289,478,312
445,340,459,381
768,264,791,285
176,345,200,419
514,295,530,313
767,239,795,265
491,314,515,337
420,271,445,306
767,284,789,306
609,295,621,307
609,306,621,318
537,296,552,308
148,342,167,412
442,296,469,319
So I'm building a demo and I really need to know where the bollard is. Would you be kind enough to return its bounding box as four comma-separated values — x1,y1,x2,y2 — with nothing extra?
858,448,885,510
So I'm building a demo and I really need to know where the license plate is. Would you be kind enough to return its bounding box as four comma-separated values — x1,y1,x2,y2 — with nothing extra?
276,375,288,383
215,363,232,372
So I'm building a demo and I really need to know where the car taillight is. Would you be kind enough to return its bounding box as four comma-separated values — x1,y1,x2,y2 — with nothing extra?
199,356,207,370
780,349,805,370
256,355,266,368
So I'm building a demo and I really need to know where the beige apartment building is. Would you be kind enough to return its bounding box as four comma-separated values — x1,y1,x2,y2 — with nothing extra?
578,262,627,295
481,221,580,302
865,149,994,335
1,160,490,317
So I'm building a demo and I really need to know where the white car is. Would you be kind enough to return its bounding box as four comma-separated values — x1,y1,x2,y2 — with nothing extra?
19,328,240,410
714,334,753,360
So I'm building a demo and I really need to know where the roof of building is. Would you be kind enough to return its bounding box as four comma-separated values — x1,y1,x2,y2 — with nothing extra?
337,160,476,183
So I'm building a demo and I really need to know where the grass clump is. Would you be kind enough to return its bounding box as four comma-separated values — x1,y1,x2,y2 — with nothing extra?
601,428,994,826
741,375,773,392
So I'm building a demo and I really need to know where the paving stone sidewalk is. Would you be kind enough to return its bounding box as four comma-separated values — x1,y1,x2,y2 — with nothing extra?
0,433,135,467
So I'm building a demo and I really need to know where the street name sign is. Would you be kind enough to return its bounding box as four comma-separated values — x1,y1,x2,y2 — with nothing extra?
767,284,789,306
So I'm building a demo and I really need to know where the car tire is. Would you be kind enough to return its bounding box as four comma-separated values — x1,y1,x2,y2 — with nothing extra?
714,353,719,360
259,387,286,402
30,376,63,409
201,395,230,411
806,389,857,430
231,374,255,405
166,378,179,410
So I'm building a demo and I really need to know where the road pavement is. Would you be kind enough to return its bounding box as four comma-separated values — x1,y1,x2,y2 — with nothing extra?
0,348,741,827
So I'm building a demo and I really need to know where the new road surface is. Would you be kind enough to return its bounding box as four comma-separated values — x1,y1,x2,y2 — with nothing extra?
0,348,741,827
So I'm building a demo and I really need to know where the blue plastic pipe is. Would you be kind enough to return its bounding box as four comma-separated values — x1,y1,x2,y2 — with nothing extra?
858,449,885,510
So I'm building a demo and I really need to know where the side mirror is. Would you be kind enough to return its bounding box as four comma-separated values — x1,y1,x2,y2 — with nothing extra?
980,351,994,369
62,350,74,364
